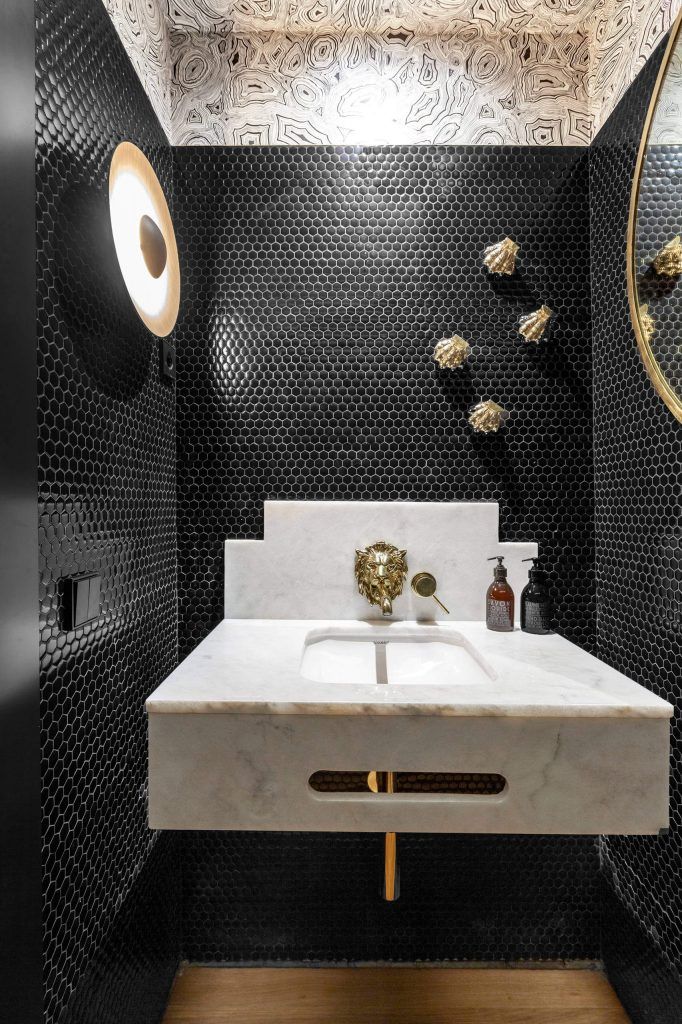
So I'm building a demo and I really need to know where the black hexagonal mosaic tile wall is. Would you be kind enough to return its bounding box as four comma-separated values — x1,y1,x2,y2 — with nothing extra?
173,143,600,962
174,144,595,663
181,831,600,964
590,38,682,1024
36,2,179,1022
60,837,179,1024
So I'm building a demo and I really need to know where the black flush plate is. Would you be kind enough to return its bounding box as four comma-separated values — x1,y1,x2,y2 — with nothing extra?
64,572,101,630
160,338,176,380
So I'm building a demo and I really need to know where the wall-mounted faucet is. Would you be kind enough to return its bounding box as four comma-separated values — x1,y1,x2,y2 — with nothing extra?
354,541,407,616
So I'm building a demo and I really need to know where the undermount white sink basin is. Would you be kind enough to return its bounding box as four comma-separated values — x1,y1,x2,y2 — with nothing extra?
147,617,672,835
300,625,496,686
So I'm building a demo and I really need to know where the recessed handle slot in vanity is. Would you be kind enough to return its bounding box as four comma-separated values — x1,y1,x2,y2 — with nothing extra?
309,770,507,796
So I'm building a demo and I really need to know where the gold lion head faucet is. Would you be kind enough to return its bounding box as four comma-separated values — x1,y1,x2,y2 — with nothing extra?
354,542,408,616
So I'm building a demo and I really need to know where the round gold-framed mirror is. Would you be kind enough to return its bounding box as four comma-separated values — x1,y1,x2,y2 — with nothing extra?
627,10,682,423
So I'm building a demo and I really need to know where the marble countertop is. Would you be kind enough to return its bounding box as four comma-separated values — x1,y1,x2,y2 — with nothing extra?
146,619,673,719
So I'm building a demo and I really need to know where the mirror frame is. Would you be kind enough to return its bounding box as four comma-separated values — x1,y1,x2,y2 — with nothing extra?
627,9,682,424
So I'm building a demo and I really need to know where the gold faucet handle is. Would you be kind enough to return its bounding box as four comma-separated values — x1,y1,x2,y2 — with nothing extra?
411,572,450,614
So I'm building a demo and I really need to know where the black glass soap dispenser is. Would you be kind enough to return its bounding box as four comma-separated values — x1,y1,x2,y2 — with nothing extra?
520,557,553,635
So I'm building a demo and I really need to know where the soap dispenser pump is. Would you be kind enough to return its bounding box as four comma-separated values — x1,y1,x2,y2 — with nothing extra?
520,557,553,635
486,556,514,632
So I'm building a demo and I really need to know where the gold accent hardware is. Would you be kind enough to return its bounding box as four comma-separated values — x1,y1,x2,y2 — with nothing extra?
640,303,655,344
518,304,553,343
433,334,470,369
626,7,682,423
483,237,519,275
366,771,398,900
652,235,682,277
411,572,450,614
384,828,398,901
355,542,408,616
468,400,509,433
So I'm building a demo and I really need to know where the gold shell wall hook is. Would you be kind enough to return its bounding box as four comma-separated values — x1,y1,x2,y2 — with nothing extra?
640,303,656,343
483,237,519,275
468,400,509,433
519,304,553,343
652,235,682,276
433,334,470,369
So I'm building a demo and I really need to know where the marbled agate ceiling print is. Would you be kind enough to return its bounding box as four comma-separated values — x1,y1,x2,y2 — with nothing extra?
102,0,173,137
649,27,682,143
104,0,680,145
590,0,680,134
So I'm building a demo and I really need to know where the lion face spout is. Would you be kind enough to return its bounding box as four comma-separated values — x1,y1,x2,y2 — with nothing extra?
354,541,408,616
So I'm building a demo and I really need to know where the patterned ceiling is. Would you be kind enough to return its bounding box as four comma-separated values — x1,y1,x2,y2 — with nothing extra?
168,0,607,32
104,0,680,145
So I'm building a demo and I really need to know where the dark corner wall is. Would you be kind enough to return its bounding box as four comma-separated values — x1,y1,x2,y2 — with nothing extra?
173,145,598,961
35,2,179,1022
1,1,42,1022
590,38,682,1024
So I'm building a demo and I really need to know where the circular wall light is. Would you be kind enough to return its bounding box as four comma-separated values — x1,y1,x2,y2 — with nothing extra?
108,141,180,337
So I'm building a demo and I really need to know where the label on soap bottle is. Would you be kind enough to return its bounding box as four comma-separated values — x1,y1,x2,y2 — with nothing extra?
487,598,512,630
522,598,552,634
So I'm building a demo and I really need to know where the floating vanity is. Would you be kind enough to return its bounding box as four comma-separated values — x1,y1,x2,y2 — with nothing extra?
147,502,671,837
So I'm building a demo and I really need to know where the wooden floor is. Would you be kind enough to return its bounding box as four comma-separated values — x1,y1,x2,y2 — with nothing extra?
163,967,631,1024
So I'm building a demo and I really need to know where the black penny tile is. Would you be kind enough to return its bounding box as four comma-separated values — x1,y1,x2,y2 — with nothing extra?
173,142,598,964
36,2,179,1022
591,35,682,1024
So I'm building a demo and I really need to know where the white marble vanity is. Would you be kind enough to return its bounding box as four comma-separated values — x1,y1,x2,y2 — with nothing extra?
147,501,672,835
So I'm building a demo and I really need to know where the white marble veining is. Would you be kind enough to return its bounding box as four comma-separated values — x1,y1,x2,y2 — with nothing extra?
149,710,669,834
147,619,671,833
147,618,673,719
147,499,672,836
225,500,537,621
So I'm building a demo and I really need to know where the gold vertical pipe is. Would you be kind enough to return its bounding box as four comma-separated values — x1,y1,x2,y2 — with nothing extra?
384,771,398,901
368,770,399,900
384,832,397,901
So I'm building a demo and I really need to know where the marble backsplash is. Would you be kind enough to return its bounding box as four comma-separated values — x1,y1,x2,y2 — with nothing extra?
224,500,537,620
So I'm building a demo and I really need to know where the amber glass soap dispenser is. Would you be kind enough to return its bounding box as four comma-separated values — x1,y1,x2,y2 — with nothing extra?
486,556,514,632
